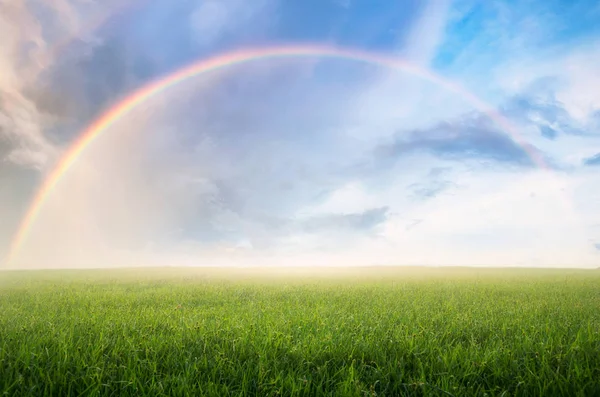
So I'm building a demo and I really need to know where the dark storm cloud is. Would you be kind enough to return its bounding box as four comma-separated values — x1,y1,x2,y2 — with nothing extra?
375,115,538,167
583,153,600,166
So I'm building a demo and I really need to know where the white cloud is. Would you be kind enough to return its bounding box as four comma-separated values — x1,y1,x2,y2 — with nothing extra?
400,0,452,66
0,0,127,169
296,165,595,267
486,42,600,126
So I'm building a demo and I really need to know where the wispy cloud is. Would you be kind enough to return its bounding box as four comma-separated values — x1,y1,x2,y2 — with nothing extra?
400,0,451,65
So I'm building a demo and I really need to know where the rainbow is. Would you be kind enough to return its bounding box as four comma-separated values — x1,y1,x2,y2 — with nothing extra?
6,44,550,266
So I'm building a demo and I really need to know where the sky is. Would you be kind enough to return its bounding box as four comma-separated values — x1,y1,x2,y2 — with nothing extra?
1,0,600,268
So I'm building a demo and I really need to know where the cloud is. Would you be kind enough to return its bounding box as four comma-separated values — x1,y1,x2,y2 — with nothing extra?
583,153,600,166
539,125,558,140
0,1,148,265
435,1,600,116
0,1,126,169
1,0,278,172
499,84,591,140
400,0,451,65
300,207,389,233
375,114,538,168
0,91,56,169
408,179,456,200
595,243,600,251
403,165,458,200
0,4,52,170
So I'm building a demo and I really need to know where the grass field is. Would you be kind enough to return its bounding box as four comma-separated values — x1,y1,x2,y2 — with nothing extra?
1,267,599,396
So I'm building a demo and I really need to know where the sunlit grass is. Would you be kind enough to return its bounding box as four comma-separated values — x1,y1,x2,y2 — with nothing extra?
1,267,599,396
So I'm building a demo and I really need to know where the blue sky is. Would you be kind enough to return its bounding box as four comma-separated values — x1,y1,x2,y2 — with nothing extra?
1,0,600,268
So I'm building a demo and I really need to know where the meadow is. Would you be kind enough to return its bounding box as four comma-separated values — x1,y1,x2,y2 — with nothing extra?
0,267,599,396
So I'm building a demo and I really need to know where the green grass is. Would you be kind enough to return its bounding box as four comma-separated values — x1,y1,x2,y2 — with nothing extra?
1,267,599,396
